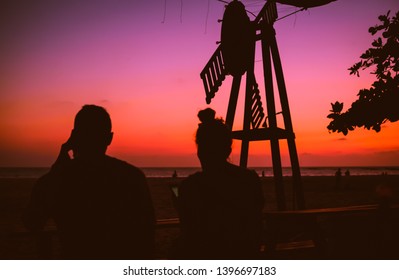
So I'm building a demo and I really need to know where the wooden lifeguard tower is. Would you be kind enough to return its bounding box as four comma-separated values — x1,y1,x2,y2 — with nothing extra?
200,0,306,210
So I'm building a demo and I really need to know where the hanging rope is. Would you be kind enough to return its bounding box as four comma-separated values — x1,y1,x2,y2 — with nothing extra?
276,7,306,21
204,0,211,34
161,0,167,23
217,0,257,18
180,0,183,23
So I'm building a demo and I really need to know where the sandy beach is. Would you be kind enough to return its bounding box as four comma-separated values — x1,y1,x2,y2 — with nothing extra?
1,175,398,259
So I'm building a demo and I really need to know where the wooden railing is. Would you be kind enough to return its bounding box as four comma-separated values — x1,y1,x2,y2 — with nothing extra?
249,79,266,129
200,45,226,104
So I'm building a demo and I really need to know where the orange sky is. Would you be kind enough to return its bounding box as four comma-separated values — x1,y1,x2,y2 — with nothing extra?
1,0,399,167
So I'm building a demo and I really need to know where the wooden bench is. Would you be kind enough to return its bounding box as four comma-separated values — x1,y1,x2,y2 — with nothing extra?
9,204,399,259
263,204,399,259
9,218,182,259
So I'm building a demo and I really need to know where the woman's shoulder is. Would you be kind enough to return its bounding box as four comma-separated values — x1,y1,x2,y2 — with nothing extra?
181,171,203,186
178,172,205,200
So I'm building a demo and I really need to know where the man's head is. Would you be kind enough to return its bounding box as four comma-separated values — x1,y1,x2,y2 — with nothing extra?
72,105,113,159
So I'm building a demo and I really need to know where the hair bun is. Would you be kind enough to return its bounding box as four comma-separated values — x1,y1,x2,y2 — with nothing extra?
198,108,216,124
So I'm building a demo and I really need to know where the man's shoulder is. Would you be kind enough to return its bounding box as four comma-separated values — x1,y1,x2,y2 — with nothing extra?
227,163,259,178
105,156,145,178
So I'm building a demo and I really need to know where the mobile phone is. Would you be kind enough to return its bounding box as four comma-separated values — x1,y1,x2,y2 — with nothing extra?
171,185,179,198
66,130,77,151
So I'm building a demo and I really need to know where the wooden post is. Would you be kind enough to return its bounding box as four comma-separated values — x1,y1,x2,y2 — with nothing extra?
240,74,252,167
269,28,305,210
226,75,242,129
261,28,286,211
239,24,257,168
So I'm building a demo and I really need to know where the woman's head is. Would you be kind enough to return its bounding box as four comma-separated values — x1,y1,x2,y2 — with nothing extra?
196,108,232,167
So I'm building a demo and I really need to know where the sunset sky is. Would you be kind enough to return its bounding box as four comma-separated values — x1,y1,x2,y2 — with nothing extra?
1,0,399,167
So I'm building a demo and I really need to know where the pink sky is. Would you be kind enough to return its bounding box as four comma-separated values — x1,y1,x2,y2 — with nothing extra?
1,0,399,167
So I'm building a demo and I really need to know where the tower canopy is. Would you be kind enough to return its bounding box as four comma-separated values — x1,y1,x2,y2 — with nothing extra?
221,0,251,77
276,0,336,8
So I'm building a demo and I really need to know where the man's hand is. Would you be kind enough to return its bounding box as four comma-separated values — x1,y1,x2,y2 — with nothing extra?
53,131,75,167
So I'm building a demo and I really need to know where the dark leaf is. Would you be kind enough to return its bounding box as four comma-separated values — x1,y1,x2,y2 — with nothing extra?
331,101,344,113
372,38,382,47
369,26,377,35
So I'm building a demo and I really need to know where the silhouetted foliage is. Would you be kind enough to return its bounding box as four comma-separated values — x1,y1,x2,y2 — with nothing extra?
327,10,399,135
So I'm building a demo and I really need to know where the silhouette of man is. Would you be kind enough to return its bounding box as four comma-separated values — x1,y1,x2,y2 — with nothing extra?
177,108,264,259
24,105,155,259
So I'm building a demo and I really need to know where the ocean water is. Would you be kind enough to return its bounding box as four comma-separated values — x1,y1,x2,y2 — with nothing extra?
0,166,398,179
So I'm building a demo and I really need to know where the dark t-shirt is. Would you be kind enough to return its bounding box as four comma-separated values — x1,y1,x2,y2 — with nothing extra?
178,163,264,259
24,156,155,259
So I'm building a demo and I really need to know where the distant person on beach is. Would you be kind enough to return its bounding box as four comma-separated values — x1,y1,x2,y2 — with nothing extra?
177,108,264,259
23,105,155,259
335,168,342,189
172,170,178,178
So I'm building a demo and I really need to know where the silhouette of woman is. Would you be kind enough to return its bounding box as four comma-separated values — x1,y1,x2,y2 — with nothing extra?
177,108,264,259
